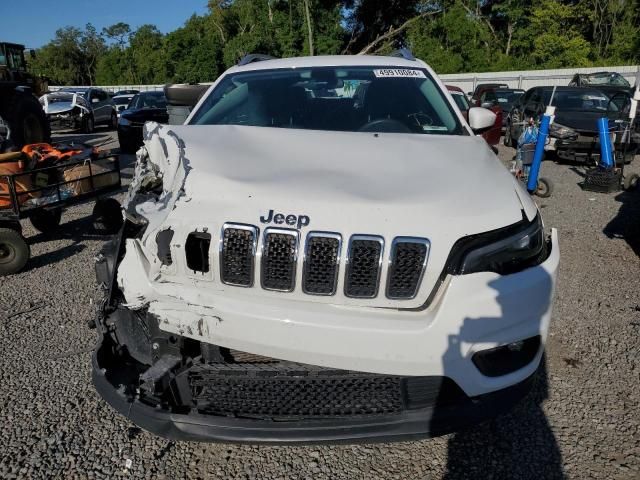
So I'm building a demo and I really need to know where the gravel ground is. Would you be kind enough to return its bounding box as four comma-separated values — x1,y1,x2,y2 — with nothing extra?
1,130,639,479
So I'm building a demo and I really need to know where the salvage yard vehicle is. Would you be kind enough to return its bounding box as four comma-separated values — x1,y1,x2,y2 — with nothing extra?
93,53,559,443
0,143,122,275
504,86,639,163
446,85,502,146
117,91,168,153
0,41,50,152
40,91,93,132
56,87,117,132
112,94,135,118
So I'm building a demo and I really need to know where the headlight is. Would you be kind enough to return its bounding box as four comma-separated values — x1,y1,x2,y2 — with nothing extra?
450,214,546,276
549,122,578,140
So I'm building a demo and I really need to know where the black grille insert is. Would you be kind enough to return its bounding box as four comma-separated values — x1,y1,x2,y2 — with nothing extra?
387,238,429,299
303,234,341,295
345,236,383,298
183,361,468,419
261,230,298,291
220,225,257,287
185,231,211,273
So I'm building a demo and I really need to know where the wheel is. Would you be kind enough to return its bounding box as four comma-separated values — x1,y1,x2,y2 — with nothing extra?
109,112,118,130
0,227,30,276
0,90,51,151
92,198,123,235
624,173,639,191
535,177,553,198
83,115,95,134
29,207,62,234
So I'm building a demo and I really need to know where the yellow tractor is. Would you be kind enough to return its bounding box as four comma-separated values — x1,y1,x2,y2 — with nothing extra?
0,42,50,152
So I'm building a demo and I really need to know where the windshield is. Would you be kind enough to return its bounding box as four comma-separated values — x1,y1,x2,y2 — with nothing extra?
113,96,132,106
544,90,613,111
39,93,89,107
190,66,463,135
495,90,523,107
582,73,630,87
139,93,167,109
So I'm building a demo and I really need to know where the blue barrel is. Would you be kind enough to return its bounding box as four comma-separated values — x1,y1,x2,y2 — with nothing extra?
527,114,551,193
597,117,614,169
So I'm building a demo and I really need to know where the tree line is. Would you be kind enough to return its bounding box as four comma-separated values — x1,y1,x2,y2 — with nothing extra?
29,0,640,86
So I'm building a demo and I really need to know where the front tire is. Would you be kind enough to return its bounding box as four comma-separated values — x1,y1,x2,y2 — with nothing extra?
93,198,123,235
83,115,95,134
0,228,30,276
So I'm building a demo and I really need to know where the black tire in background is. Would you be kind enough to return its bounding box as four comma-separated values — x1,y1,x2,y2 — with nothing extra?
0,227,30,276
0,89,51,151
109,112,118,130
29,207,63,234
83,115,95,134
92,198,123,235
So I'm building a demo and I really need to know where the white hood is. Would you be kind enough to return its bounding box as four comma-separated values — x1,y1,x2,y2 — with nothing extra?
126,124,536,309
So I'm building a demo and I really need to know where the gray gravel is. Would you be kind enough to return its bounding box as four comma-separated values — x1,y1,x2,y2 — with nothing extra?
1,130,639,479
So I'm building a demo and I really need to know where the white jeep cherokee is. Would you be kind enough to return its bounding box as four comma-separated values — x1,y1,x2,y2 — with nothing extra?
93,54,559,443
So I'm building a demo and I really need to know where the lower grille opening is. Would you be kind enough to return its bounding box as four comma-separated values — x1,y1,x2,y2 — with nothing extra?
185,231,211,273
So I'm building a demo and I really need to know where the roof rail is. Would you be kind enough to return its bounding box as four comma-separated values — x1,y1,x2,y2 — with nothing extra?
237,54,276,66
389,48,415,61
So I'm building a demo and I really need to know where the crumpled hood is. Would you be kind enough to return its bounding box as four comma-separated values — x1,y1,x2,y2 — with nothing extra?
44,102,75,114
129,124,534,308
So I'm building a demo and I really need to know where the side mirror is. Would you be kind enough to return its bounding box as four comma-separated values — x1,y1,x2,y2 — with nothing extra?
480,101,494,109
468,107,496,131
91,97,100,104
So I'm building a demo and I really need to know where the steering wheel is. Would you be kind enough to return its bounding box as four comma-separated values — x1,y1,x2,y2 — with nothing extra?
358,118,412,133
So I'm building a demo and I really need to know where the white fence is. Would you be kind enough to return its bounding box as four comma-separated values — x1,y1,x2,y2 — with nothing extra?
49,64,639,95
440,65,639,93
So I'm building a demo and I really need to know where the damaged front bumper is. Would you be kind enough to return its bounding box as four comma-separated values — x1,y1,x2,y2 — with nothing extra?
91,224,559,444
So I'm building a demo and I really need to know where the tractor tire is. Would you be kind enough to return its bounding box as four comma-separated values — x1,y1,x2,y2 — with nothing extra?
0,227,30,276
30,207,62,234
0,89,51,151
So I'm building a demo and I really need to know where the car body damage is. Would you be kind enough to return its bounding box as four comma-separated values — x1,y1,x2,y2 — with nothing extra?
40,92,91,131
93,55,559,444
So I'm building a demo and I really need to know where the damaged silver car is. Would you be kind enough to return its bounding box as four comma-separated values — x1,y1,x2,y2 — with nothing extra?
40,92,93,133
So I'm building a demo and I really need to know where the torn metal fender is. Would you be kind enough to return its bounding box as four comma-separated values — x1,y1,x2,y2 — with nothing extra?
124,122,192,244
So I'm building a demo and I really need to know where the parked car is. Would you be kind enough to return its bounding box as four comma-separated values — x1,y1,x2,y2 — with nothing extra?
468,83,509,104
483,88,525,129
94,53,559,444
504,86,639,163
117,91,168,152
57,87,117,132
112,94,135,117
447,85,502,146
39,91,93,132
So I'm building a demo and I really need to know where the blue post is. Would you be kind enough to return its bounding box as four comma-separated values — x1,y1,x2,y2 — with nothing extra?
527,114,551,193
597,117,614,169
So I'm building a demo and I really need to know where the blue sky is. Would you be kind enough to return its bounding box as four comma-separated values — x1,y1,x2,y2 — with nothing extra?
2,0,209,48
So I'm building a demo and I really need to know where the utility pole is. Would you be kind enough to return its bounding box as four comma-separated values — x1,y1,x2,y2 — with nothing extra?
303,0,314,56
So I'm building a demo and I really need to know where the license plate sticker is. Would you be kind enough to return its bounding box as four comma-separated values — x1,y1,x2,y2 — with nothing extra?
373,69,426,79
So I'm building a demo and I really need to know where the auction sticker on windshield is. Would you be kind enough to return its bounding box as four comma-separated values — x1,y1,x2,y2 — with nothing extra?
374,69,426,78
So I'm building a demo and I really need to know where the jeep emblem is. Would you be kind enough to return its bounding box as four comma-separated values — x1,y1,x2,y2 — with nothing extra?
260,209,310,229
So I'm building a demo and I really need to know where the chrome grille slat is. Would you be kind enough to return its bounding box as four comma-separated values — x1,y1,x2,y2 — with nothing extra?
386,238,430,300
220,224,258,287
303,232,341,296
344,235,384,298
261,229,299,292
